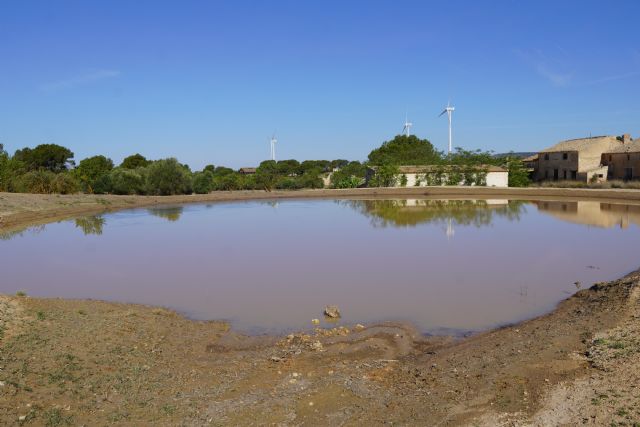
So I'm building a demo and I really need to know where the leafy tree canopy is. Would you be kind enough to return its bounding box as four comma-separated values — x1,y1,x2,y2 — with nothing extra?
213,166,234,176
76,155,114,181
145,158,192,195
14,144,74,172
368,135,440,166
447,148,500,166
276,159,301,176
301,160,330,173
120,153,150,169
74,155,114,193
255,160,279,191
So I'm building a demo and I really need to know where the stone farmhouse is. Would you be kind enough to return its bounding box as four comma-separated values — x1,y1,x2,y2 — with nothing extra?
535,135,632,182
600,138,640,180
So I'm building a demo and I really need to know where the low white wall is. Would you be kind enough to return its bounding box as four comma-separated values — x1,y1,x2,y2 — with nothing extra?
486,171,509,187
398,172,509,188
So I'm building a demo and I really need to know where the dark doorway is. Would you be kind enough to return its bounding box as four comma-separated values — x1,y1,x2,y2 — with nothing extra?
571,171,577,180
553,169,559,180
625,168,633,180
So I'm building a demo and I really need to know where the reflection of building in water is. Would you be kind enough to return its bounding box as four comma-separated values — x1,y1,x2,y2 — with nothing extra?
533,200,640,228
347,199,525,232
445,217,455,239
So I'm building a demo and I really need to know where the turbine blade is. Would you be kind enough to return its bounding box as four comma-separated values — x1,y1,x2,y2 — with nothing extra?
438,109,447,117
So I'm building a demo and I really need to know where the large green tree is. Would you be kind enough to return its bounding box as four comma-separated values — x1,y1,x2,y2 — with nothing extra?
74,155,114,193
367,135,440,166
255,160,279,191
14,144,74,172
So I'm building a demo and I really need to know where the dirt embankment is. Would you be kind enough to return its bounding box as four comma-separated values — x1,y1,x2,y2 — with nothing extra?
1,272,639,425
3,187,640,232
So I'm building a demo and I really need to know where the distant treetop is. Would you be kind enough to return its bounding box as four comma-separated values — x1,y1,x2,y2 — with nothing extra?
120,153,151,169
367,135,440,166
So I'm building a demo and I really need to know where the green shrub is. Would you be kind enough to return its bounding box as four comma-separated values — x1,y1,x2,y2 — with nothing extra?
298,168,324,189
507,159,531,187
13,170,55,193
445,169,463,186
368,163,399,187
109,168,146,195
51,172,80,194
91,173,113,194
192,171,214,194
333,176,361,188
276,177,303,190
213,172,240,191
145,158,192,195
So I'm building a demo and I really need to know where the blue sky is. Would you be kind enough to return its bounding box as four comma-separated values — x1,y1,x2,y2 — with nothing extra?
1,1,639,169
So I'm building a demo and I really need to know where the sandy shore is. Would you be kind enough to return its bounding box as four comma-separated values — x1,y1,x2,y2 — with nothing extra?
1,189,640,425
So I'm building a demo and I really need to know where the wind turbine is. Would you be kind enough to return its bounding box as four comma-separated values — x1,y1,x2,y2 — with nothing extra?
269,133,277,161
402,113,413,137
438,102,455,154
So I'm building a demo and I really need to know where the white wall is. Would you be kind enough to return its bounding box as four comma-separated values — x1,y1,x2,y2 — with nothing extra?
486,171,509,187
397,172,509,188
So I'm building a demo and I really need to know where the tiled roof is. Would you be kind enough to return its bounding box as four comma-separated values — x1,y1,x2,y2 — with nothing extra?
539,136,624,153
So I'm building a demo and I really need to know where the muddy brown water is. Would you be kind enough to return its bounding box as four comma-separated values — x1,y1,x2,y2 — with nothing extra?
1,198,639,335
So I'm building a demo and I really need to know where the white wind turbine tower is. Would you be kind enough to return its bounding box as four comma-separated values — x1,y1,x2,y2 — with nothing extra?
438,102,455,154
402,113,413,137
269,133,277,161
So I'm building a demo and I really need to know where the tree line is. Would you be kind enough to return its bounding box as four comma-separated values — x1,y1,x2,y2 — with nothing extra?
0,143,369,195
0,135,529,195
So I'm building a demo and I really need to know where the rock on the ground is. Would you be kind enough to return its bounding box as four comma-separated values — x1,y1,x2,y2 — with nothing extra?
324,305,341,318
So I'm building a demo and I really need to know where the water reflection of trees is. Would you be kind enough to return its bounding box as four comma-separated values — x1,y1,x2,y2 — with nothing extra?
0,224,46,240
342,199,526,228
74,215,106,235
147,206,184,222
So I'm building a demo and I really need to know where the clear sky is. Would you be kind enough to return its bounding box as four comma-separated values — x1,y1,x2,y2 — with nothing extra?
1,0,639,169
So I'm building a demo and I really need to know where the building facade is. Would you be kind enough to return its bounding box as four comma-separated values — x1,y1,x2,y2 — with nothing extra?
535,135,631,182
601,139,640,180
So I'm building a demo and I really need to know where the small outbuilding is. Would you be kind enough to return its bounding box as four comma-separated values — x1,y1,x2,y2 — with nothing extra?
238,167,257,175
366,165,509,188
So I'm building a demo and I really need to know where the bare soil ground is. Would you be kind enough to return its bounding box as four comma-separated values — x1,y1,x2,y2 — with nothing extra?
1,190,640,425
1,274,638,426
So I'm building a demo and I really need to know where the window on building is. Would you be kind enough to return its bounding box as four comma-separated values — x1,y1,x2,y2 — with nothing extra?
563,153,568,160
609,155,612,161
628,154,631,161
563,170,567,179
544,154,549,161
